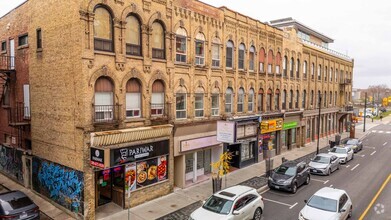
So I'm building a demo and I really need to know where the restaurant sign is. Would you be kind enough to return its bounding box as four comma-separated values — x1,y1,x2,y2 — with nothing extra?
283,121,298,130
90,148,105,169
111,140,169,166
260,118,283,134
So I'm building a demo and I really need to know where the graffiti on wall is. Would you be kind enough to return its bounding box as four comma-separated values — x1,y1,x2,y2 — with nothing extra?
0,145,24,183
32,157,84,215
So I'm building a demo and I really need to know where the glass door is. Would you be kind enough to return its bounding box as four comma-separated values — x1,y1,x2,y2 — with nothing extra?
96,169,112,206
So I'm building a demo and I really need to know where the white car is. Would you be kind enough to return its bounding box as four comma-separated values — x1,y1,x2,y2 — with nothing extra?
328,146,354,164
299,187,353,220
189,185,264,220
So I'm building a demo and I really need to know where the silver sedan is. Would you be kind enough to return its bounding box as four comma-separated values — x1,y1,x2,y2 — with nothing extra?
309,153,340,176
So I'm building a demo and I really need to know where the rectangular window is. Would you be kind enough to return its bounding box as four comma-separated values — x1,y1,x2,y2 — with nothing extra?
257,94,263,112
126,93,141,118
36,29,42,49
268,64,272,74
195,40,205,65
248,94,254,112
23,84,30,119
95,92,114,121
176,93,186,119
249,53,254,71
212,44,220,67
176,36,186,62
18,34,28,47
225,94,232,113
237,94,244,113
194,93,204,118
275,65,280,74
211,94,219,116
1,41,6,52
238,50,245,70
259,62,264,73
151,93,164,116
226,47,233,68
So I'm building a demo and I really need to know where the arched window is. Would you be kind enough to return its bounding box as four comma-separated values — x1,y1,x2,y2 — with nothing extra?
302,90,307,108
311,63,315,79
126,15,141,56
226,41,234,68
258,88,264,112
329,91,333,105
176,87,187,119
212,37,221,67
151,80,165,116
296,90,299,108
283,56,288,76
324,91,327,107
194,87,204,118
310,90,314,106
94,7,113,52
325,66,328,81
318,64,322,80
330,68,333,82
248,88,254,112
275,89,280,110
225,88,233,113
296,59,300,78
259,48,266,73
237,87,244,112
303,61,307,79
335,69,339,82
317,90,321,108
289,90,293,109
267,89,272,111
249,46,255,71
282,90,287,109
276,52,281,74
126,78,141,118
335,91,338,106
195,33,205,65
94,76,114,121
290,58,294,78
151,21,165,59
238,43,245,70
211,87,220,116
175,27,187,62
267,50,274,74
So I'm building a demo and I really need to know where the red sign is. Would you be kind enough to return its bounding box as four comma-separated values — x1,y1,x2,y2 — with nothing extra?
90,160,105,169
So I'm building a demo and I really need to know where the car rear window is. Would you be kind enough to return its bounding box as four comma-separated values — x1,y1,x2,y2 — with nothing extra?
1,196,34,212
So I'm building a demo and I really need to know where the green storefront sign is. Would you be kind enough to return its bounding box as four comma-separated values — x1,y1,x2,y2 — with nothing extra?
283,121,298,130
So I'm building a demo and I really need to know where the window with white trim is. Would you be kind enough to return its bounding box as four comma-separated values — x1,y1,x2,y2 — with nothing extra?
249,46,255,71
248,88,254,112
225,88,233,113
194,93,204,117
94,77,114,121
126,78,141,118
237,88,244,112
212,38,220,67
238,43,245,70
195,33,205,65
151,80,165,116
176,93,187,119
211,93,219,116
175,27,187,62
226,41,234,68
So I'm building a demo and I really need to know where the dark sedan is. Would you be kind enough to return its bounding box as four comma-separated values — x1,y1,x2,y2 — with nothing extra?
343,138,363,153
268,161,310,194
0,190,40,220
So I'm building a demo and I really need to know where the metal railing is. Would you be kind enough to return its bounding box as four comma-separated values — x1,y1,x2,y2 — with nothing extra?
301,39,352,61
8,102,30,125
93,104,120,123
0,56,15,70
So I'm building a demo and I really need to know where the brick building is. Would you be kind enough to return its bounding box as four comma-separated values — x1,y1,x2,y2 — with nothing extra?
0,0,353,219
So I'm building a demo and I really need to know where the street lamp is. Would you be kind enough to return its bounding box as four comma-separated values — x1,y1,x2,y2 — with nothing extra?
317,94,322,155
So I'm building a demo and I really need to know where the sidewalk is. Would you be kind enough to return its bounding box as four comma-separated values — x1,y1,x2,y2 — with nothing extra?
101,122,378,220
0,173,75,220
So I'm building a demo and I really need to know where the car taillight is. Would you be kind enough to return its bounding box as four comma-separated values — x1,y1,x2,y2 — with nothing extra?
32,206,40,212
0,215,18,219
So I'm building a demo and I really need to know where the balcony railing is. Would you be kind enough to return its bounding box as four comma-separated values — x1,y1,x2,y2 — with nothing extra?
0,56,15,71
8,103,30,126
93,104,120,124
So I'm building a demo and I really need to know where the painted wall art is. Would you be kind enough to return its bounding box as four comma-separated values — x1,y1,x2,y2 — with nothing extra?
0,145,24,183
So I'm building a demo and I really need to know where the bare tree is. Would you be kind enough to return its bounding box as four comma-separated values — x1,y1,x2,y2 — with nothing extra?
367,84,389,104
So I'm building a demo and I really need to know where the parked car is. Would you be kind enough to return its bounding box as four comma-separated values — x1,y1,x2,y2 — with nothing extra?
309,153,340,176
328,146,354,164
379,107,387,113
268,161,310,194
298,187,353,220
189,185,264,220
0,190,40,220
343,138,363,153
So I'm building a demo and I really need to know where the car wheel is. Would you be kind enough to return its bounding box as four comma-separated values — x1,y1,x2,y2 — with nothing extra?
348,206,353,218
327,168,331,176
292,183,297,194
305,175,310,185
253,207,262,220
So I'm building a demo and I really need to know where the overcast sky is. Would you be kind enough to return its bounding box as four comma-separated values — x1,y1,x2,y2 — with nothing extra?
1,0,390,89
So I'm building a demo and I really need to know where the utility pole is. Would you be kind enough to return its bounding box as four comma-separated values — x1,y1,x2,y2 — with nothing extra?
317,94,322,155
363,92,367,132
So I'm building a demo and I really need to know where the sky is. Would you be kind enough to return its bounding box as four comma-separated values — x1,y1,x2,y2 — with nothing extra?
1,0,390,89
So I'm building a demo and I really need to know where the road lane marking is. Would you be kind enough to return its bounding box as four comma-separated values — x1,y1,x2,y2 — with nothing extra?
329,185,333,187
263,198,292,207
378,131,384,133
311,178,328,183
351,164,360,171
324,180,329,184
358,154,365,157
383,142,388,146
364,146,375,149
359,174,391,220
372,130,377,132
370,151,376,156
387,131,391,134
289,202,298,209
258,188,270,194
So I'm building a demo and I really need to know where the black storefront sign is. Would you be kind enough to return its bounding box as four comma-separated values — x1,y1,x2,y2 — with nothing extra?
111,140,169,166
90,147,105,168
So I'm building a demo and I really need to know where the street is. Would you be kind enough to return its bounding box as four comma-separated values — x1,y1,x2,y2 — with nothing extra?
260,122,391,220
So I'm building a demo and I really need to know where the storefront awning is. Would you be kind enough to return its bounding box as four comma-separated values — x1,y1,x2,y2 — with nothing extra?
90,125,173,147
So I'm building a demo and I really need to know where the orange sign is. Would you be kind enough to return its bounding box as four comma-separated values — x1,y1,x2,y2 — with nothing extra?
260,118,283,134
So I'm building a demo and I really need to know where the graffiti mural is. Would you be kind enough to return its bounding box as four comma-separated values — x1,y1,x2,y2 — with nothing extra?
32,157,84,215
0,145,24,183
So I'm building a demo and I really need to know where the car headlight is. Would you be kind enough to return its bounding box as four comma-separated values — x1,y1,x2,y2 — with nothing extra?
298,212,305,220
268,177,273,181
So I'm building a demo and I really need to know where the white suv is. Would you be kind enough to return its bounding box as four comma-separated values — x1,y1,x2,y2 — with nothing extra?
299,187,352,220
189,185,264,220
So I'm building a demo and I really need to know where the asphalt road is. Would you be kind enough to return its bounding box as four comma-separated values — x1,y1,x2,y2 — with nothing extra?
259,122,391,220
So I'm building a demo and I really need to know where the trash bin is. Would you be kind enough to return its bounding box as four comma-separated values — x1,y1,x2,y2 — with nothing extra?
265,158,274,177
335,134,341,145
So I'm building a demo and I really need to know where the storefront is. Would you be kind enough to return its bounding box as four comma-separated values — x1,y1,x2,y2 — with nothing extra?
89,125,173,211
225,116,259,169
93,140,169,208
174,123,223,188
281,121,298,151
259,118,283,158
